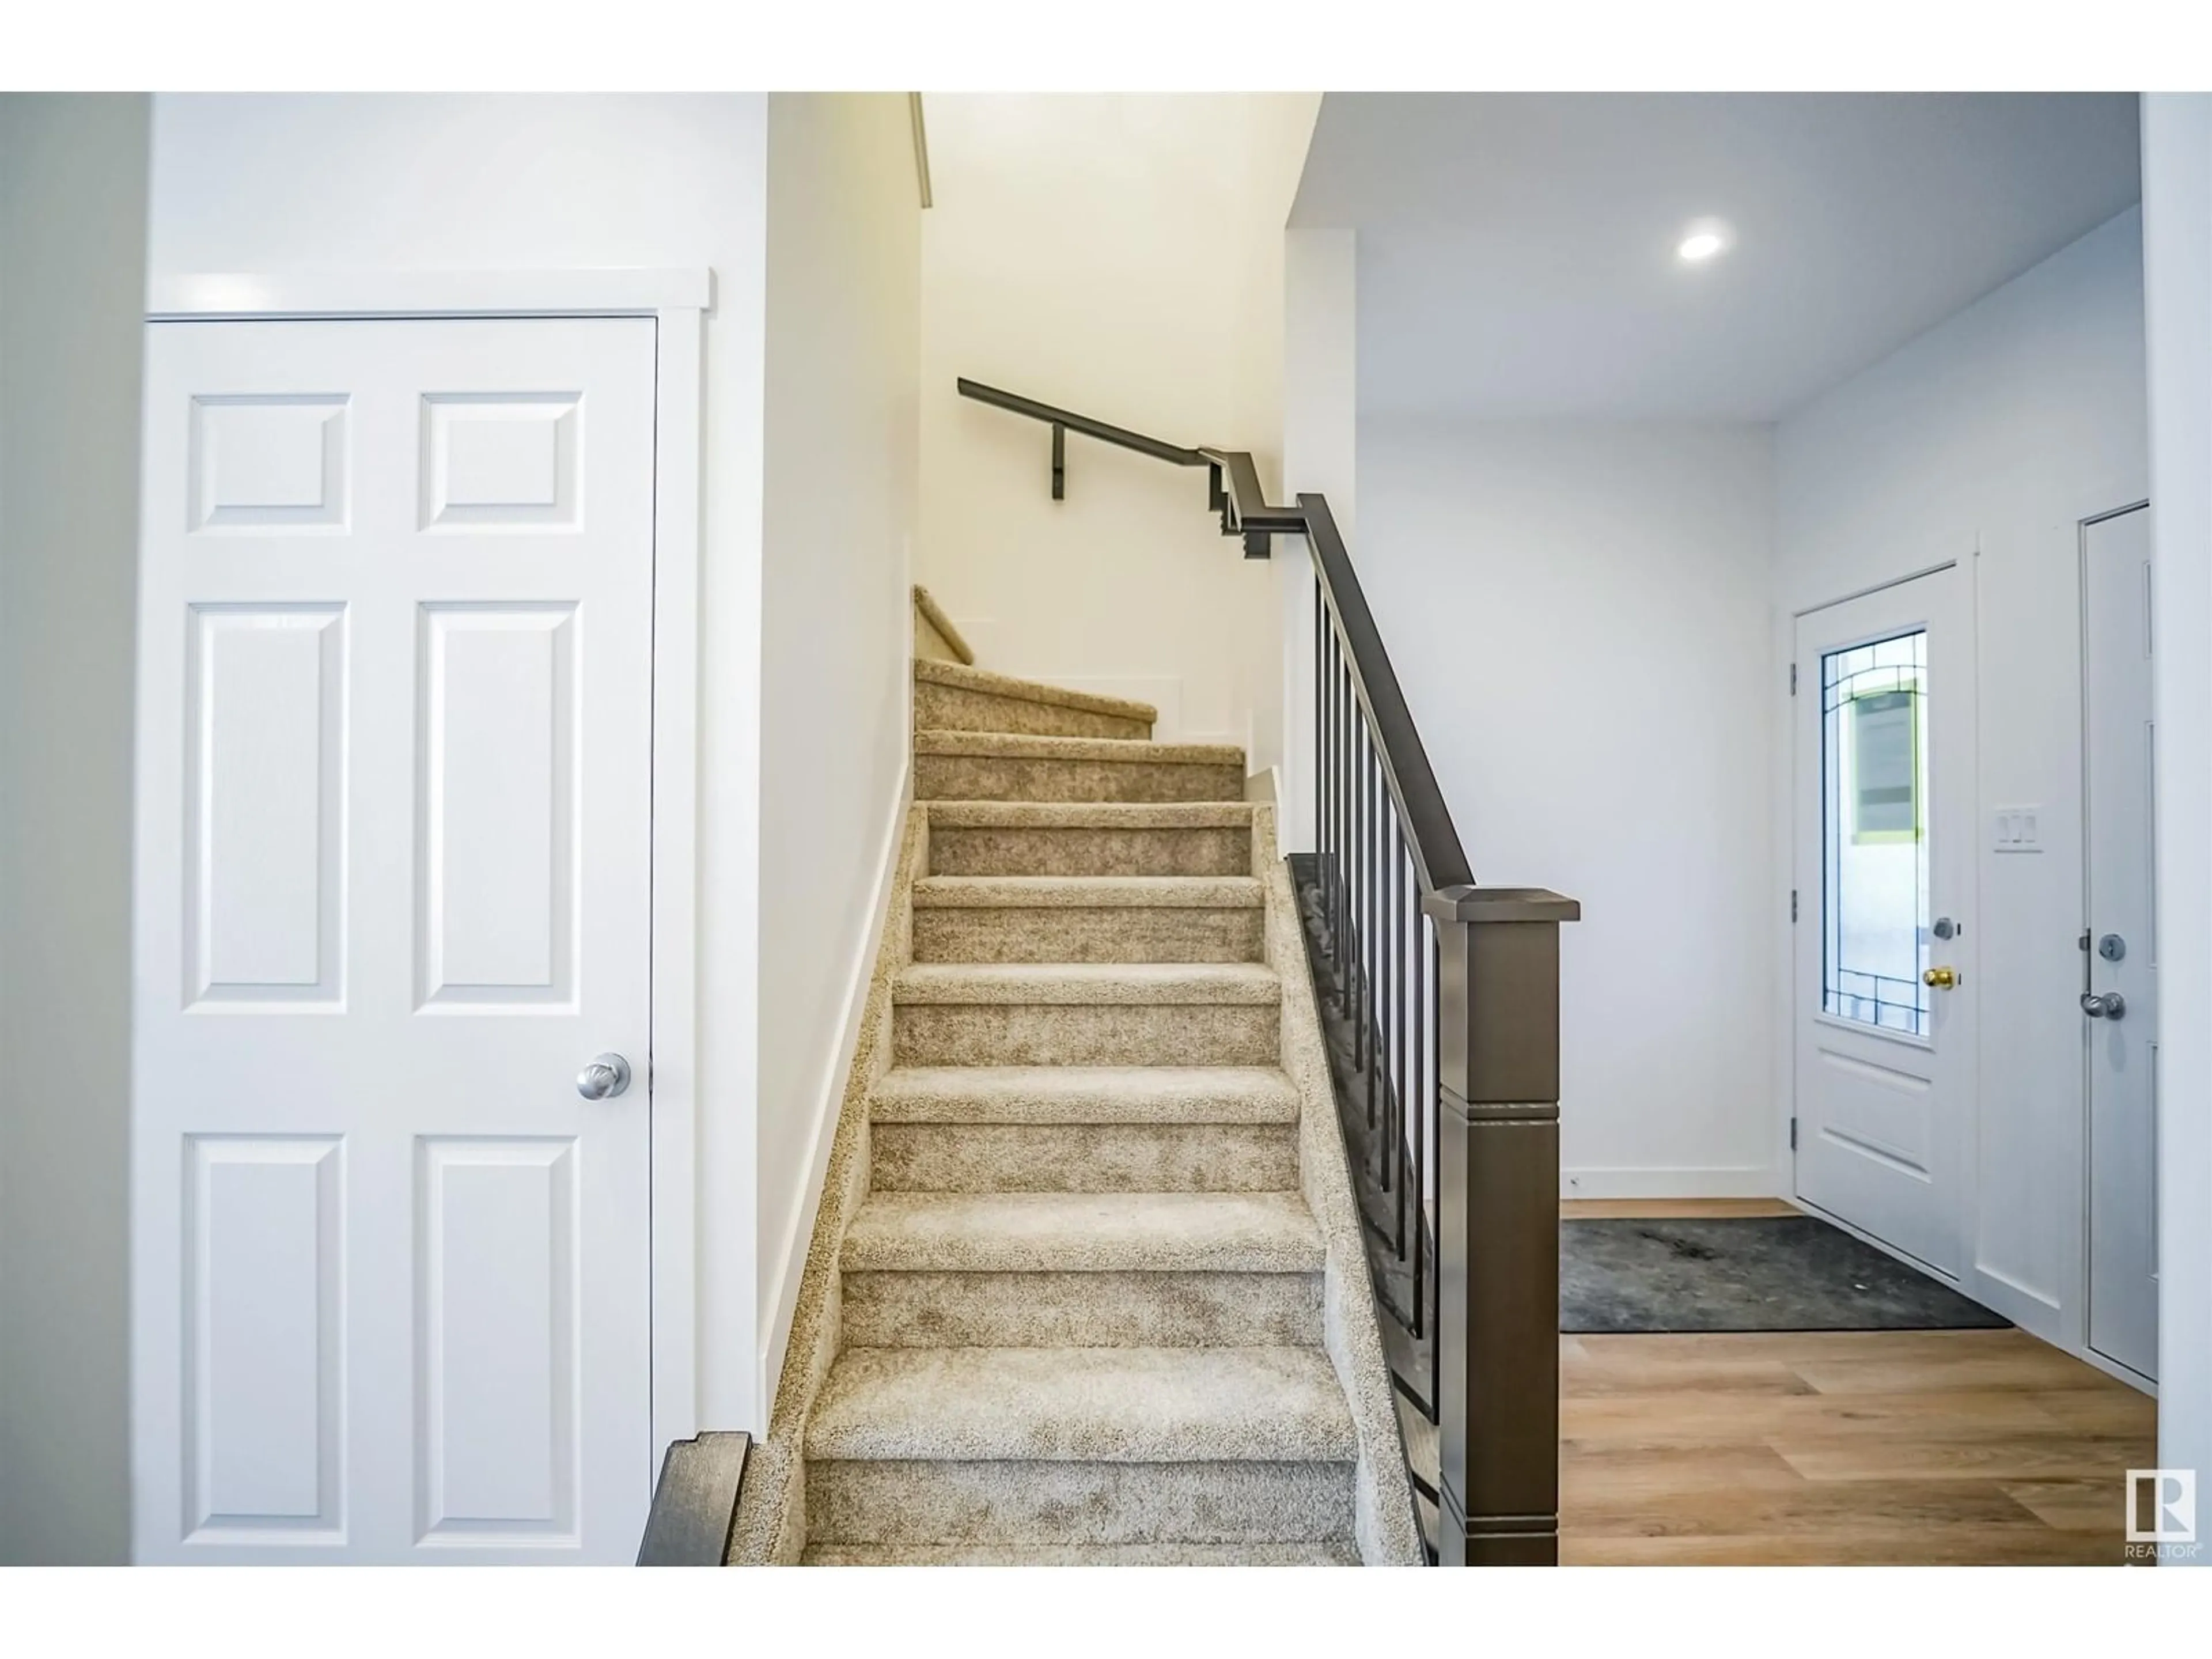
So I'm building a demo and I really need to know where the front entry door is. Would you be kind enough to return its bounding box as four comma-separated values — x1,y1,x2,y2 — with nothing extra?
132,317,657,1562
2084,504,2158,1380
1793,566,1976,1276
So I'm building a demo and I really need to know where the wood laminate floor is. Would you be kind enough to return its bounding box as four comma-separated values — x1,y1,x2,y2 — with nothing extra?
1557,1199,2157,1565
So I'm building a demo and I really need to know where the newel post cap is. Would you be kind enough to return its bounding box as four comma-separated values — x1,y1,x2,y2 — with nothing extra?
1422,886,1581,926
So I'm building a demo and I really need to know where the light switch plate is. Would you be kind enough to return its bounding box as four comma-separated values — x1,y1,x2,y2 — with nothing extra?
1993,805,2043,853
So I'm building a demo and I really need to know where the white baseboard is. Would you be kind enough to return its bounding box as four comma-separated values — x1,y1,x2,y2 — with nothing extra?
755,759,912,1422
1562,1165,1782,1200
2074,1342,2158,1397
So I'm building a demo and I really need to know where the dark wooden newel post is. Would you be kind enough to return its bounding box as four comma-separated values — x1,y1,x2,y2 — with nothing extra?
1426,885,1580,1566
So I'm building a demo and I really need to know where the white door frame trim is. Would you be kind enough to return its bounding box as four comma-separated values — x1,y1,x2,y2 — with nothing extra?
147,269,712,1463
2077,497,2160,1396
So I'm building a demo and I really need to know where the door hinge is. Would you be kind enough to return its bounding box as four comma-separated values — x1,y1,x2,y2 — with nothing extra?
1790,662,1798,696
1791,888,1799,923
1789,1118,1798,1152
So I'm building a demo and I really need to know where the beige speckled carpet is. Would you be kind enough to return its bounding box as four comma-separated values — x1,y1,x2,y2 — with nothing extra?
785,657,1415,1565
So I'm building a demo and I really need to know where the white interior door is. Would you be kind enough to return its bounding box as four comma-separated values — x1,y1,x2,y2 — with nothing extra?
131,316,657,1562
1793,566,1976,1277
2084,504,2158,1381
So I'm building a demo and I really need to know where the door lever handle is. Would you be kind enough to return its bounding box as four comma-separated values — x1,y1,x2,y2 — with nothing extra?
2080,991,2126,1020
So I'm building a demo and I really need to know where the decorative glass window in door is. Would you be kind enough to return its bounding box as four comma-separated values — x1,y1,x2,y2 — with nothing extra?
1821,630,1929,1034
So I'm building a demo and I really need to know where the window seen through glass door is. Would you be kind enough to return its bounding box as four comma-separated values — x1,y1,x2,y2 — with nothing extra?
1821,630,1929,1035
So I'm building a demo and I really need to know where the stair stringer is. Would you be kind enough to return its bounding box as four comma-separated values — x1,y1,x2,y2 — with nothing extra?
1253,804,1427,1565
727,805,930,1564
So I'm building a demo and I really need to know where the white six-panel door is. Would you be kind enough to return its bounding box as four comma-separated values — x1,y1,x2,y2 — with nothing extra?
131,317,657,1562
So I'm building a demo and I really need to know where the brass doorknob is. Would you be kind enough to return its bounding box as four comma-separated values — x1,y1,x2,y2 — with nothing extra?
1923,966,1957,989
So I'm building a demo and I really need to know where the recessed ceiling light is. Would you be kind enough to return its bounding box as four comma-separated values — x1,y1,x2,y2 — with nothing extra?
1677,219,1732,264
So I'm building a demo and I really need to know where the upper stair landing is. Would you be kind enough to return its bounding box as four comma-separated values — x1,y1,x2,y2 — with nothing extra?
915,656,1157,742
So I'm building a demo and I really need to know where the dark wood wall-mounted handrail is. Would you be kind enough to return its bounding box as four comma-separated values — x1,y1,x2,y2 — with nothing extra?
956,377,1468,893
956,377,1209,468
960,374,1578,1567
956,377,1298,555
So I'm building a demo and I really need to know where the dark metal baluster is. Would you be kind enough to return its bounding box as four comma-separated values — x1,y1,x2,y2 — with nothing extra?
1346,692,1360,1048
1392,830,1407,1250
1415,911,1431,1346
1313,582,1324,945
1360,720,1376,1125
1371,734,1389,1185
1355,711,1368,1126
1371,760,1389,1203
1372,737,1386,1185
1333,645,1348,1013
1324,622,1339,1002
1340,646,1353,1014
1321,612,1334,990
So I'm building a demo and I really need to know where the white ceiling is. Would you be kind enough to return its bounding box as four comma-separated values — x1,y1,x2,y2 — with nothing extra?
1291,93,2142,420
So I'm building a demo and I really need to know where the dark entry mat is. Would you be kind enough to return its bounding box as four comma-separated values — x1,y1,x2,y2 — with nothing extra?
1561,1215,2011,1334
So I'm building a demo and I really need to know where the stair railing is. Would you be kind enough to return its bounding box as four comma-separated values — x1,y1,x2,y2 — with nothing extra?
635,1431,749,1565
960,378,1580,1565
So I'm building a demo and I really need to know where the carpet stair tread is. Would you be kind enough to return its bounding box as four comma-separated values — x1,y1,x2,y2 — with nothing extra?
893,961,1279,1005
914,729,1244,766
912,874,1264,909
803,1345,1357,1463
914,657,1159,725
800,1541,1360,1566
870,1065,1300,1124
840,1191,1324,1272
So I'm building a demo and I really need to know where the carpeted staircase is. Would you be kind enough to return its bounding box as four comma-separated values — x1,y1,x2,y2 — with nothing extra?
796,654,1375,1565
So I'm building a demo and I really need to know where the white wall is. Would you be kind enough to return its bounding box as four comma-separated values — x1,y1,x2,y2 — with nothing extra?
146,93,777,1430
915,94,1313,751
2143,93,2212,1528
1276,228,1358,855
1774,208,2150,1344
755,93,919,1421
0,92,150,1564
1357,420,1779,1195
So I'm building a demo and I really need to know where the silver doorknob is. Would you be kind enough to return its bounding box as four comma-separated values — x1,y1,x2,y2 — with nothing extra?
577,1052,632,1099
2081,992,2127,1020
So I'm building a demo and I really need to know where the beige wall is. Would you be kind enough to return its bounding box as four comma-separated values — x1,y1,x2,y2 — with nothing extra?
916,93,1317,752
755,92,922,1422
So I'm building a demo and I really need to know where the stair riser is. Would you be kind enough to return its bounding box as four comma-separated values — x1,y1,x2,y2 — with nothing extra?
915,681,1150,741
911,907,1263,965
870,1121,1297,1192
892,1003,1280,1068
915,754,1244,804
927,825,1252,878
839,1270,1324,1347
804,1459,1354,1546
